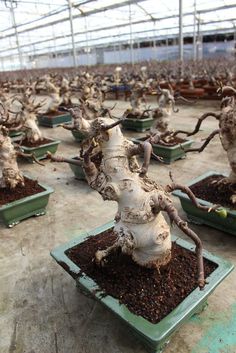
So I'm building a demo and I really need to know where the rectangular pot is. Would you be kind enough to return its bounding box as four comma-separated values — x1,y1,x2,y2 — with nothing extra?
20,138,60,162
122,117,154,132
9,131,23,142
50,221,233,353
38,112,72,128
9,131,23,138
0,177,54,227
132,137,193,164
69,160,86,180
71,130,86,143
173,171,236,236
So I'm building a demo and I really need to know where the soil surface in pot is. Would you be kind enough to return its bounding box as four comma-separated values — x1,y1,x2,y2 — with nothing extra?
66,229,217,324
20,138,52,147
59,103,74,109
40,111,67,118
0,177,44,206
126,113,150,120
157,136,186,147
142,136,187,147
190,174,236,210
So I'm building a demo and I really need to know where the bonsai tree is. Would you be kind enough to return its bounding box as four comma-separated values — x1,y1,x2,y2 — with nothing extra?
3,90,46,144
0,104,44,165
175,85,236,203
0,125,25,189
148,86,193,145
59,76,73,107
124,83,150,119
59,92,115,134
42,75,62,114
47,113,221,289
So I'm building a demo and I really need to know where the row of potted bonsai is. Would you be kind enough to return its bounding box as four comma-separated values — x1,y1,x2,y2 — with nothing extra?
1,83,235,353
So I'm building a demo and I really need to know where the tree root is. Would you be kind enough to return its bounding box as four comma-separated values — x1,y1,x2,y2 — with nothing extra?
183,129,220,153
46,151,82,166
158,196,205,289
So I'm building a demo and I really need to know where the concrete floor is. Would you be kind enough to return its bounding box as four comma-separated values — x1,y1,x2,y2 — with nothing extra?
0,99,236,353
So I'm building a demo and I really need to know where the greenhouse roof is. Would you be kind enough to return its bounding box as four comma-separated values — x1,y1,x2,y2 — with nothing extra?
0,0,235,61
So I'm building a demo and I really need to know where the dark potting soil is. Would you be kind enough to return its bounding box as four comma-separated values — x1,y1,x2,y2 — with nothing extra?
158,136,186,147
140,136,186,147
0,177,44,206
190,174,236,210
66,229,217,324
41,111,67,118
126,113,150,120
21,138,52,147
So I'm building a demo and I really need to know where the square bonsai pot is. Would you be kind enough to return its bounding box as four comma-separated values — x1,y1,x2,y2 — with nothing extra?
38,112,72,128
50,221,233,353
173,171,236,236
0,176,54,227
122,117,154,132
19,138,61,162
71,130,87,143
132,137,193,164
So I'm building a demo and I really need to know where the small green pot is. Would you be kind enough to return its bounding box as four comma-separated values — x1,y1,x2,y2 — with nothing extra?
9,131,23,142
173,171,236,236
9,131,22,138
69,159,86,180
122,117,154,132
71,130,86,143
51,221,233,353
20,138,61,162
132,137,193,164
0,177,54,227
38,112,72,128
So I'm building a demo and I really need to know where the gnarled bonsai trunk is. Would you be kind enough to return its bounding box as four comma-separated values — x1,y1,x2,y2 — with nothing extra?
0,127,24,189
176,86,236,201
48,116,219,288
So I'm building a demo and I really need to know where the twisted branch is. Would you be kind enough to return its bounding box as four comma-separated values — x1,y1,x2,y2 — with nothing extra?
173,112,220,137
183,129,220,153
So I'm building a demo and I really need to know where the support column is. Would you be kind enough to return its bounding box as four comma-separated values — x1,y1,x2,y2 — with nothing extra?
68,0,77,68
129,4,134,66
84,15,90,66
179,0,183,74
197,15,201,60
193,0,197,60
10,0,23,70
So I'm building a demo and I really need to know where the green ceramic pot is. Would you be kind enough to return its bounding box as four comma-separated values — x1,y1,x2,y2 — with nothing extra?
69,159,86,180
0,177,54,227
71,130,87,143
19,138,61,162
132,137,193,164
9,131,23,143
173,171,236,236
38,112,72,128
122,117,154,132
9,131,22,138
51,221,233,353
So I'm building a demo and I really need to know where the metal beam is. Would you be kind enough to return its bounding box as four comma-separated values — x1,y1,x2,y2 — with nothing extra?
1,0,146,39
2,13,236,56
1,22,235,60
68,0,77,67
193,0,197,61
179,0,183,62
9,0,23,69
129,4,134,66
